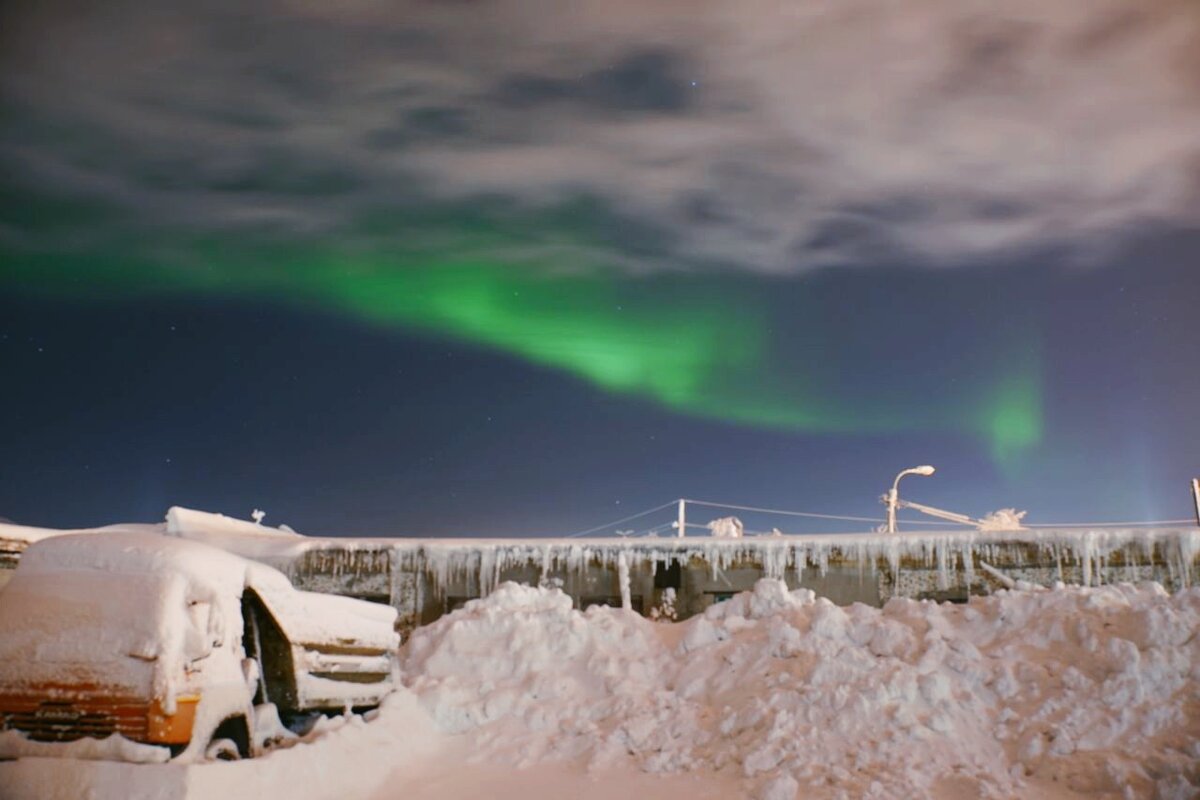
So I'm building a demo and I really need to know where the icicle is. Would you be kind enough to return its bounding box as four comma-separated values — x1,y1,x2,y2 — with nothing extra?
1080,531,1095,587
931,539,945,590
793,543,807,586
960,539,975,590
198,524,1200,625
1175,529,1199,589
617,551,631,611
878,538,897,588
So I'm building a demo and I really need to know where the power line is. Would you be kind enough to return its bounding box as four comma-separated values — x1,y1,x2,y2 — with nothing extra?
565,500,678,538
565,498,1195,540
683,497,965,526
684,498,1197,529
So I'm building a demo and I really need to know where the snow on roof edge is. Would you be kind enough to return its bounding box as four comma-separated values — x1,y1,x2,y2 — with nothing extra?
166,507,304,540
0,520,164,545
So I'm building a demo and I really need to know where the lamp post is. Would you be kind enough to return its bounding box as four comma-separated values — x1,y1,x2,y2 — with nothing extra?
886,465,936,533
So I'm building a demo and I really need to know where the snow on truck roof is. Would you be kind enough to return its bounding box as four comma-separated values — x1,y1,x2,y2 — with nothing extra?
0,520,163,545
0,508,302,551
13,531,398,650
18,532,270,597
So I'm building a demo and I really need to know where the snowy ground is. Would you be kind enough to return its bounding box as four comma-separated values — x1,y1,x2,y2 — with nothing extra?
3,579,1198,800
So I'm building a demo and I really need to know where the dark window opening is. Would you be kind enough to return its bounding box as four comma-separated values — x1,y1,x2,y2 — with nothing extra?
444,596,477,614
916,590,970,604
654,560,682,590
346,593,391,606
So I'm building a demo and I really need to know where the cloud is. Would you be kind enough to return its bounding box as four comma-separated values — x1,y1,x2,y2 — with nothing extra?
2,0,1199,272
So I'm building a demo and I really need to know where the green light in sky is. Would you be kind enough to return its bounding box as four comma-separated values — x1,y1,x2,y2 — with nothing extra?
284,259,764,411
0,248,1043,463
979,366,1043,464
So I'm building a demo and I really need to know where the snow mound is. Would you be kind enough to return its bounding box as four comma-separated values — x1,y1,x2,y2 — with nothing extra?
401,579,1200,799
402,583,670,749
0,691,443,800
0,731,169,764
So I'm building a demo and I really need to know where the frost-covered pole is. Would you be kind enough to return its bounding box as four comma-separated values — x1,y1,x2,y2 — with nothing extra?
1192,478,1200,526
887,466,936,533
677,499,686,538
885,488,898,535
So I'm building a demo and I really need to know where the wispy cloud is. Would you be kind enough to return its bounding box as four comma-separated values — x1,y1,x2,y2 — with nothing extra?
3,0,1198,272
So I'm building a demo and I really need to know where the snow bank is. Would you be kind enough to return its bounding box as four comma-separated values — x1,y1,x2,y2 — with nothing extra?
0,731,170,764
4,568,1197,799
0,690,442,800
401,579,1200,799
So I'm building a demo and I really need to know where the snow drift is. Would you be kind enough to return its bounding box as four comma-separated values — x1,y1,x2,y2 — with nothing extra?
3,578,1197,800
401,579,1200,799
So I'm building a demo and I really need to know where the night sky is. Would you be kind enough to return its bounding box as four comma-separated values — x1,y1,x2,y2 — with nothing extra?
2,1,1198,537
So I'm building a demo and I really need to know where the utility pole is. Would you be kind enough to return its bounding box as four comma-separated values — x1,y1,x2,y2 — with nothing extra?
677,499,686,538
1192,479,1200,527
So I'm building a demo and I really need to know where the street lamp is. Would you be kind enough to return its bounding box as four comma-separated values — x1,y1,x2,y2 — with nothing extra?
886,465,935,534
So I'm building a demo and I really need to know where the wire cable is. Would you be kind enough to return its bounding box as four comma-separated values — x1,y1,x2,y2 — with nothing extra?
567,498,1194,539
565,500,679,538
683,497,965,526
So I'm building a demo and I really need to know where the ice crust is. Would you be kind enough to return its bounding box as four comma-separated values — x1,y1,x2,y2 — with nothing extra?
401,579,1200,799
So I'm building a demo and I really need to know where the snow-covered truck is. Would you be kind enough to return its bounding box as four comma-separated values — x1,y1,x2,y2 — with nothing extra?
0,532,398,761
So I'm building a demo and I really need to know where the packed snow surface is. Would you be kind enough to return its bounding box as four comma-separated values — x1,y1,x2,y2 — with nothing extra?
1,693,441,800
4,579,1198,800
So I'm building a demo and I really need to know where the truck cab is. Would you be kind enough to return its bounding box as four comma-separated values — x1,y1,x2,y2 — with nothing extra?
0,532,397,761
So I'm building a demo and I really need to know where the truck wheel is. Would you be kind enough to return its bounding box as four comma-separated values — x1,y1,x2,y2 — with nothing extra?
205,738,241,761
207,714,252,759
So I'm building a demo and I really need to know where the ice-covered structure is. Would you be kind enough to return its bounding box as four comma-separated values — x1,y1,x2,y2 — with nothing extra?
2,508,1197,635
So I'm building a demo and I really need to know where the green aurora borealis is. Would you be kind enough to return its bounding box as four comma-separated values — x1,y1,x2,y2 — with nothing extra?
2,248,1043,464
9,0,1200,534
